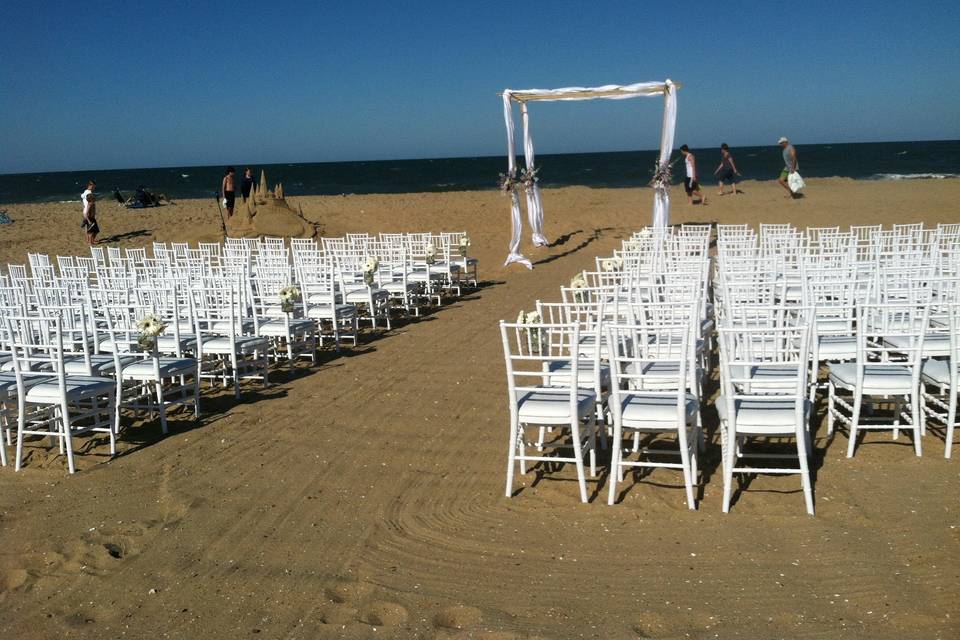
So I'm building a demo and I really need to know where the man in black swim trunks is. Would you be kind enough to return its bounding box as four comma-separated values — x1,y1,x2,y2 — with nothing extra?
679,145,706,205
221,166,236,217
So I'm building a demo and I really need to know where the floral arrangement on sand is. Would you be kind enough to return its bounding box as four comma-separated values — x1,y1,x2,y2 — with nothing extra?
363,257,379,286
137,314,167,350
279,285,301,313
458,235,471,257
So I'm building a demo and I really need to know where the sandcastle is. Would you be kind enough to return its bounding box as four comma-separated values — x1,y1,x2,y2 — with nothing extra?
225,170,316,238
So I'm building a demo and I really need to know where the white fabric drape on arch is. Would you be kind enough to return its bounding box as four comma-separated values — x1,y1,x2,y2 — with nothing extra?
501,80,679,268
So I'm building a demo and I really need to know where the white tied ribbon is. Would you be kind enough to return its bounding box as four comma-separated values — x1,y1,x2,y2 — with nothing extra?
503,91,532,269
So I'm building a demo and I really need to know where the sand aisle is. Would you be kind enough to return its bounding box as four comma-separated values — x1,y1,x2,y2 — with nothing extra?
0,178,958,638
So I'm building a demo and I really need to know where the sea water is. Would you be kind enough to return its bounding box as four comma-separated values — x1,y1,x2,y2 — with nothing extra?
1,140,957,204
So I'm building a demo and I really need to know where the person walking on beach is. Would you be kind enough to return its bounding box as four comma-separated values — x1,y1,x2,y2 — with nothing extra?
680,145,706,205
714,143,741,195
241,167,254,202
80,179,100,245
221,167,236,217
777,137,799,197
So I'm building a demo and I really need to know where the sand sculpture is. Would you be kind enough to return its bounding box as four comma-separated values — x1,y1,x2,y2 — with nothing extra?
225,170,316,238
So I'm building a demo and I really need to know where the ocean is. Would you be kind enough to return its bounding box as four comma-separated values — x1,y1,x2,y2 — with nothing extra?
1,140,957,205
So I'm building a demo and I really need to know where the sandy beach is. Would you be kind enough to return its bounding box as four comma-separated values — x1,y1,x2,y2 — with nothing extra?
0,177,959,639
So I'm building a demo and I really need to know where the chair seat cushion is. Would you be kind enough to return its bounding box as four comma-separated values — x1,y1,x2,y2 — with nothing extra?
256,318,318,336
25,375,116,402
545,360,610,388
121,357,198,380
306,303,356,319
201,336,269,354
717,396,810,433
885,334,950,357
619,392,698,426
517,388,596,422
729,363,804,391
53,354,138,376
0,372,49,400
817,335,857,359
921,358,955,386
828,363,915,393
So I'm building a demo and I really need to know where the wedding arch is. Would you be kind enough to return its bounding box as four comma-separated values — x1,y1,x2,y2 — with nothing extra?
500,79,680,268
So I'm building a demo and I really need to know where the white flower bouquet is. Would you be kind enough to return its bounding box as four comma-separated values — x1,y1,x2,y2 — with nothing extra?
601,257,624,272
363,256,379,286
570,272,588,303
516,309,545,352
458,235,471,257
424,243,437,265
137,313,167,350
279,284,301,313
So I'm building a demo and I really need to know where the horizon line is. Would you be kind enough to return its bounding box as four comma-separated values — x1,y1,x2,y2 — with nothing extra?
2,136,958,177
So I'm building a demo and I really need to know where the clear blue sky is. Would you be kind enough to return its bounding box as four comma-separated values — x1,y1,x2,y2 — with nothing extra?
1,0,958,173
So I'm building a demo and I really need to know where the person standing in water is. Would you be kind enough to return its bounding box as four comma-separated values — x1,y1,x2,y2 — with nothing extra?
80,179,100,245
714,143,741,195
777,137,799,197
679,145,706,205
221,167,236,217
241,167,254,202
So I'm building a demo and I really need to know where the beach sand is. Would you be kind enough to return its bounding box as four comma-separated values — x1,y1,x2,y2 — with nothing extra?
0,178,958,638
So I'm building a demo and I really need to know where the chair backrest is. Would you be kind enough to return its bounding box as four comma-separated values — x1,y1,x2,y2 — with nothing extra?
499,320,581,416
717,323,810,427
856,303,928,374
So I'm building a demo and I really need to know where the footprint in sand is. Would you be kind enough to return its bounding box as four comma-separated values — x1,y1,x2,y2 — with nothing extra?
318,604,358,625
361,601,409,627
324,578,374,604
433,604,482,630
0,568,29,592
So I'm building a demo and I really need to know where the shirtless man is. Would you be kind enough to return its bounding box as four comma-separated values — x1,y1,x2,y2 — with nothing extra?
221,166,236,217
679,145,706,205
777,137,799,197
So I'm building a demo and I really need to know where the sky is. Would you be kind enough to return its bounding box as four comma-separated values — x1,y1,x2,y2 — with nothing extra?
1,0,958,174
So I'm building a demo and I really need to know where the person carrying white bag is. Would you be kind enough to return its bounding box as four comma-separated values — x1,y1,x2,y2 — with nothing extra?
777,136,804,198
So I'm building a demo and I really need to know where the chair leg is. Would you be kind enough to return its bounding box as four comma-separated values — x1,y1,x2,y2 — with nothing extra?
678,427,696,510
721,424,735,513
827,381,836,436
59,399,76,474
505,416,518,498
946,394,957,459
607,422,623,505
911,394,922,457
797,428,814,515
569,421,588,503
586,416,597,478
14,403,25,472
107,392,117,456
155,381,168,435
193,366,201,418
847,393,863,458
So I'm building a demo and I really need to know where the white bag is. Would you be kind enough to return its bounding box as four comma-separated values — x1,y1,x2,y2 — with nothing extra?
787,171,805,193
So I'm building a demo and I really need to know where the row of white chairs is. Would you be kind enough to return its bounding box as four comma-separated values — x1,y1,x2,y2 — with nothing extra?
0,233,479,473
500,223,960,515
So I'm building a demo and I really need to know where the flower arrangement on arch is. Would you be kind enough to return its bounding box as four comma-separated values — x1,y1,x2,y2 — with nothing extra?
498,171,520,194
363,256,379,286
279,285,301,313
519,165,539,190
136,314,167,351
